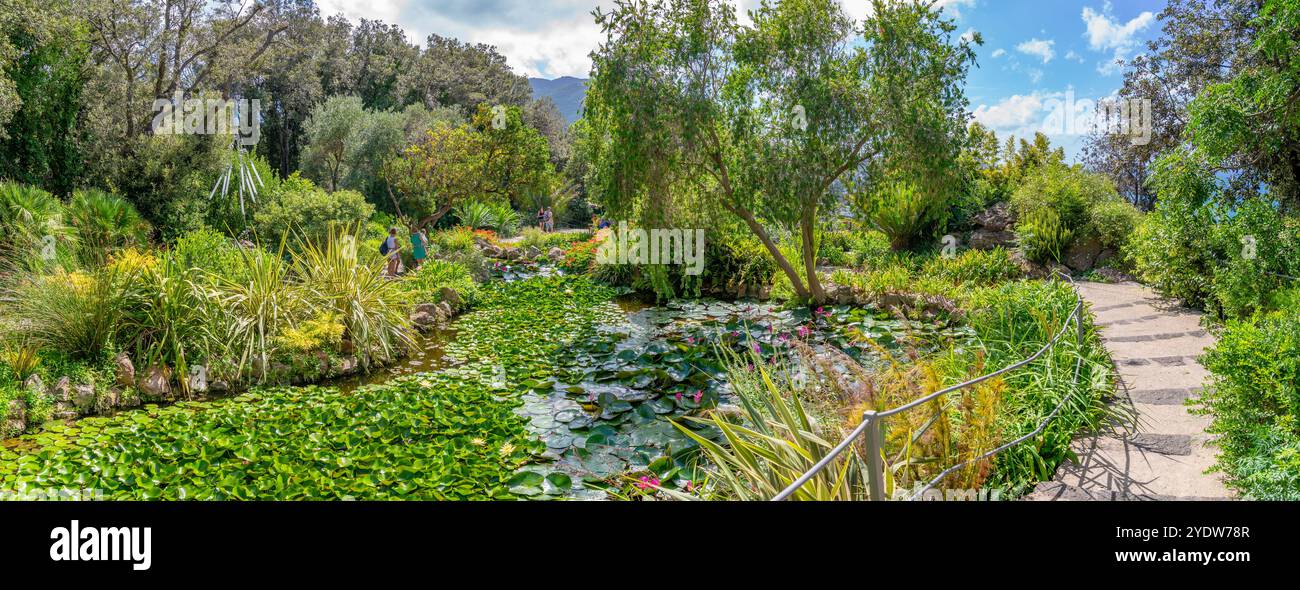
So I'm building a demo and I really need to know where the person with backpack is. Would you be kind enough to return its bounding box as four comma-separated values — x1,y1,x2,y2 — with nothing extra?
380,227,401,276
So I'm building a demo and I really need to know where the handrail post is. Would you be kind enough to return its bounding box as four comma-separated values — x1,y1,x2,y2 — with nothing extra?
1076,304,1084,348
863,411,885,501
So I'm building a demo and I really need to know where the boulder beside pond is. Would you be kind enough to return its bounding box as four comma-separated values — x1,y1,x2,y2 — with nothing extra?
138,366,171,399
115,352,136,389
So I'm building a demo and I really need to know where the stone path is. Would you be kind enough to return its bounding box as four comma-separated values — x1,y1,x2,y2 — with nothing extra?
1026,281,1234,501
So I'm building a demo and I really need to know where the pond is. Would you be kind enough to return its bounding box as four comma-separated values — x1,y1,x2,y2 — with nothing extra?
0,268,970,500
329,268,971,498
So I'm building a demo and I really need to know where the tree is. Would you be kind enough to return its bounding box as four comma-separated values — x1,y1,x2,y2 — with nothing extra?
1182,0,1300,209
300,95,366,192
398,34,531,113
382,104,555,231
0,0,91,194
80,0,291,139
301,96,463,203
1083,0,1262,210
585,0,975,303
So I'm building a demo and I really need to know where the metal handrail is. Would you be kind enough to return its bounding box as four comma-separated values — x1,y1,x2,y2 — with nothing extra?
772,270,1087,501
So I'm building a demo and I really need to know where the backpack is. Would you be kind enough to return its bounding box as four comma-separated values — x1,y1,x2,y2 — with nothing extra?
379,237,392,256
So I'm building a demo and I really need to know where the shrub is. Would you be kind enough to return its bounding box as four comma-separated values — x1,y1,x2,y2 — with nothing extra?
292,230,415,368
671,347,867,501
428,227,488,278
517,227,591,252
857,181,950,250
559,233,602,274
1125,200,1216,309
118,253,224,393
1017,209,1073,264
65,188,151,267
705,228,777,293
817,229,895,269
9,266,133,360
171,227,251,286
1010,165,1116,233
1199,310,1300,499
429,226,477,253
252,174,374,249
211,246,304,381
453,202,499,231
1088,197,1143,253
960,279,1114,492
1207,200,1299,319
921,248,1022,285
403,259,479,310
485,202,521,237
0,181,71,273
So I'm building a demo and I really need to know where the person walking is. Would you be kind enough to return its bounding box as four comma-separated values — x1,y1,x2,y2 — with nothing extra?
410,228,428,270
544,207,555,232
537,208,546,231
382,227,401,277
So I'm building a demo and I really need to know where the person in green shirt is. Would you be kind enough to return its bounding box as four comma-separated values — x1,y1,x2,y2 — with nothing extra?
410,229,428,270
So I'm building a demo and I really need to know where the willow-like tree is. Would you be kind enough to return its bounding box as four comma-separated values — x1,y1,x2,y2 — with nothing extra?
584,0,975,303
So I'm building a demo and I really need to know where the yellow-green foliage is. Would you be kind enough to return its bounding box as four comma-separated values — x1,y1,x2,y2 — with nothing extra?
274,312,345,353
1017,209,1073,263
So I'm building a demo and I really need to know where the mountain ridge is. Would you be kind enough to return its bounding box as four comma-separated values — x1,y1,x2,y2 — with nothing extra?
528,76,588,124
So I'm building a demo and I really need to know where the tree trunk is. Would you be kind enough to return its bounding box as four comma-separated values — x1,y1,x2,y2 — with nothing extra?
729,205,810,301
800,210,825,303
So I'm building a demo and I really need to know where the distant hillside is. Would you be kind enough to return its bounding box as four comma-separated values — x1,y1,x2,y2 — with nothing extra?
528,76,588,123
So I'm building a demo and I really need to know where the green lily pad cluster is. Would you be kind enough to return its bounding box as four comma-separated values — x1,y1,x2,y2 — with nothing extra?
0,369,540,500
0,276,624,500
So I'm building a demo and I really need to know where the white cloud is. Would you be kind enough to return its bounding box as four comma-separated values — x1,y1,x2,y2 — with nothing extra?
973,93,1050,133
473,16,605,79
1081,2,1155,75
312,0,981,80
991,48,1006,58
960,28,977,44
1065,50,1086,63
1016,38,1056,64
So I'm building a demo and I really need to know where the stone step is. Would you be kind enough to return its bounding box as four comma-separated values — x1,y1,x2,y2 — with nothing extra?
1025,482,1234,502
1115,363,1210,392
1051,438,1230,498
1106,335,1215,360
1126,402,1215,435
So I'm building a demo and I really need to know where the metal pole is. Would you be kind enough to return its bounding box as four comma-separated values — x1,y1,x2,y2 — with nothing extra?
864,411,885,501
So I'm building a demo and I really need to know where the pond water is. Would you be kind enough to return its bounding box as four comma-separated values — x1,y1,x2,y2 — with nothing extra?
331,265,972,497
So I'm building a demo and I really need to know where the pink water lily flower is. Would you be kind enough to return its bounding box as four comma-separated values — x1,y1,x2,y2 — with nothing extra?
636,476,661,490
675,392,683,401
751,342,762,354
798,325,811,338
693,390,703,403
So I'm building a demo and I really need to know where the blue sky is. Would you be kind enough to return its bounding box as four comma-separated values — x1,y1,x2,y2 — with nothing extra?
315,0,1168,160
